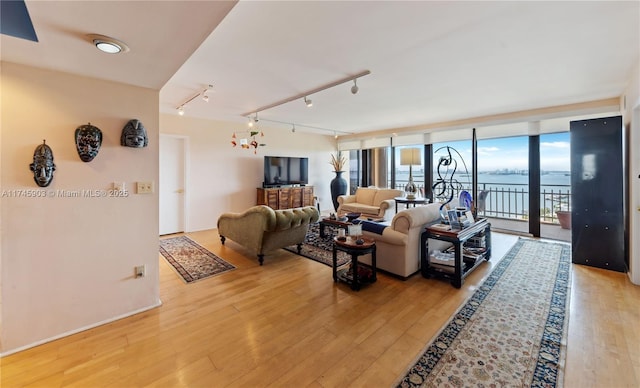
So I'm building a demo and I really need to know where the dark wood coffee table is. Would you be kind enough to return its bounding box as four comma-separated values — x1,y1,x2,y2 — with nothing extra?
394,196,430,212
319,217,351,238
332,236,377,291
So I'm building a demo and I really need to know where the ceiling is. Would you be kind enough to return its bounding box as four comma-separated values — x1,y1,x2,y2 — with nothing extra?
2,1,639,137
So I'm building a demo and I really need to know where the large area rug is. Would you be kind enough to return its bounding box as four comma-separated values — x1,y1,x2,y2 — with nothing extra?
396,238,571,388
160,236,236,283
284,222,350,267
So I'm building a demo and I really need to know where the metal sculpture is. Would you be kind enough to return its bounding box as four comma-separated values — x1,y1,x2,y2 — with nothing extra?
431,146,470,220
29,140,56,187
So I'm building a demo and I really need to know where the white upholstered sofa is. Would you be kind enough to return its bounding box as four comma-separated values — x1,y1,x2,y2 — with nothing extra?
357,202,449,279
337,187,403,221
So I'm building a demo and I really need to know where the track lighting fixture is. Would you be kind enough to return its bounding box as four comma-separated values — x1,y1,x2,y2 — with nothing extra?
240,70,370,118
176,84,214,116
245,117,350,136
351,79,359,94
248,113,259,128
202,84,212,102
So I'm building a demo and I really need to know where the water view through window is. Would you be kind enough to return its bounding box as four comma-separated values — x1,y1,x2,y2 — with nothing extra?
392,133,571,225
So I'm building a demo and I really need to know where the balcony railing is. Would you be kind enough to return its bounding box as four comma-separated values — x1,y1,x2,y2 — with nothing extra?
394,181,571,225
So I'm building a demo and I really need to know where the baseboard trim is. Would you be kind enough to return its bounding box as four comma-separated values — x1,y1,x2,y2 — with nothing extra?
0,299,163,357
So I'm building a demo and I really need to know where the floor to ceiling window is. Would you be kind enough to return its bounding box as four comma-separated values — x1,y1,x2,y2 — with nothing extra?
540,132,571,240
348,149,360,195
476,136,529,220
343,128,571,241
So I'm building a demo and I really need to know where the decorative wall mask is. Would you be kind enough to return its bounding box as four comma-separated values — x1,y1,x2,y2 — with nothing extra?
75,123,102,162
121,119,148,148
29,140,56,187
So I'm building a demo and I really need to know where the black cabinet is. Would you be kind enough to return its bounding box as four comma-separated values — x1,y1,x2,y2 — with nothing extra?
570,116,627,272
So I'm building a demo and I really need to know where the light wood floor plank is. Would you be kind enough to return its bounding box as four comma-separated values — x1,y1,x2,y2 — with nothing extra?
2,229,638,387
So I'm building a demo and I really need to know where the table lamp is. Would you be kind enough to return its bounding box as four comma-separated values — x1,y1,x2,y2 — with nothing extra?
400,148,421,199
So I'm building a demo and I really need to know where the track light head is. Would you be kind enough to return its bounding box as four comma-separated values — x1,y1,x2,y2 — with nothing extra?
351,79,359,94
292,125,296,133
177,106,185,116
202,84,213,102
304,97,313,107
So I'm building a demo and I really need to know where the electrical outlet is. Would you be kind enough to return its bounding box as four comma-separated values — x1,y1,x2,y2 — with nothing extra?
113,181,125,191
135,265,145,278
136,181,153,194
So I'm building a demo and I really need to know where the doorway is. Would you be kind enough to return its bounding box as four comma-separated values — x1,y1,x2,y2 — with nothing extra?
159,135,187,235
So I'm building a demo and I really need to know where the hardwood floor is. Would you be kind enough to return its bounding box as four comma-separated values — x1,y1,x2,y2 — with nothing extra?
1,230,639,387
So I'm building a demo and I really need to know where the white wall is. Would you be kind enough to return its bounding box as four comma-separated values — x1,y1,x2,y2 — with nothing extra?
624,58,640,285
159,114,339,231
0,63,161,354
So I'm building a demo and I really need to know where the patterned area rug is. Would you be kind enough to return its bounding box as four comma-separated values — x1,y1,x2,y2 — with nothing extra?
396,238,571,388
284,222,350,267
160,236,236,283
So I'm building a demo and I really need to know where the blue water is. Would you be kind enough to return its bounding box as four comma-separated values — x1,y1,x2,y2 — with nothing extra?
395,171,571,216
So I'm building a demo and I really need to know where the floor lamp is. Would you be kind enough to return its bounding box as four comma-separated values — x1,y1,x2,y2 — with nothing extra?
400,148,421,199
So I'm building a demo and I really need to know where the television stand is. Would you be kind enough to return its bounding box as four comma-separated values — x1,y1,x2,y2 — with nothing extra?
257,186,314,210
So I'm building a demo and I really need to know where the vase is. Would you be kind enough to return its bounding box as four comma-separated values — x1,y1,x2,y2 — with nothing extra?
330,171,347,211
556,210,571,230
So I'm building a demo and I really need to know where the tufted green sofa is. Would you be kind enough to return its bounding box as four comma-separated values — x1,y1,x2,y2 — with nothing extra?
217,205,319,265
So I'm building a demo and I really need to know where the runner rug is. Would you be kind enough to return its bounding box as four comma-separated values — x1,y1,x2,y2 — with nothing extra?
160,236,236,283
284,222,350,267
396,238,571,388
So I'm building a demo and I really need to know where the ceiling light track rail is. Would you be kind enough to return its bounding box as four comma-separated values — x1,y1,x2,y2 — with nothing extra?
176,84,213,115
241,70,371,117
256,117,352,135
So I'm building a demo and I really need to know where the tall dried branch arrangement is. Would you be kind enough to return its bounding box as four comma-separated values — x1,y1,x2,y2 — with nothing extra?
329,151,347,171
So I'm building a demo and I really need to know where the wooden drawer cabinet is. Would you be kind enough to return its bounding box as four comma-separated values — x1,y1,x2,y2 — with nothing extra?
278,189,291,209
257,186,314,210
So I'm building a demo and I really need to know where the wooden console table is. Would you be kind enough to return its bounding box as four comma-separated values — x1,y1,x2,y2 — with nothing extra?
420,218,491,288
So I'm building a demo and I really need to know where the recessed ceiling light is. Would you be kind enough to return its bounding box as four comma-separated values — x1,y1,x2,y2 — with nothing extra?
87,34,130,54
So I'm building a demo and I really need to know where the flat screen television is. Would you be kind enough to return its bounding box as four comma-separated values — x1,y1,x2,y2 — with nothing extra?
263,156,309,187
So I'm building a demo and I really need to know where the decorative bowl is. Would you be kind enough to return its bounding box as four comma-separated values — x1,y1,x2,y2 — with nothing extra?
345,212,361,221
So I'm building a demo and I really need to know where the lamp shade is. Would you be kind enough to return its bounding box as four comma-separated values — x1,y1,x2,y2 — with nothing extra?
400,148,421,166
